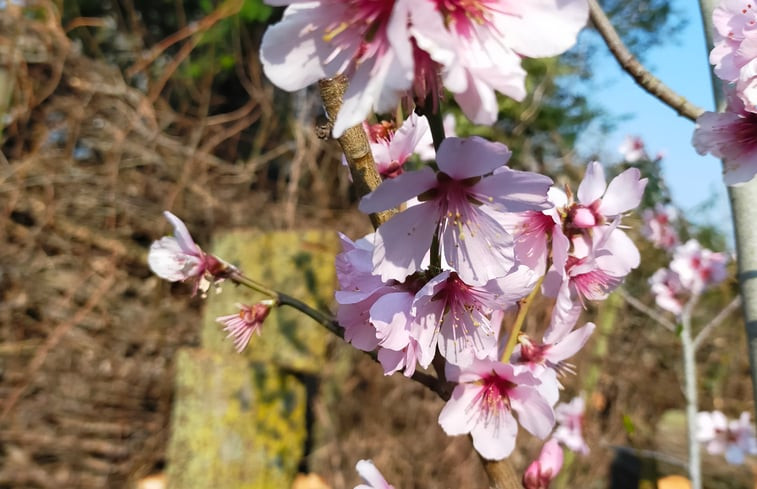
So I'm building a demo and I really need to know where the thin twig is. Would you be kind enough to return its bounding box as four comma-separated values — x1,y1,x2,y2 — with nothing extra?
501,276,545,362
693,295,742,351
680,293,702,489
588,0,704,122
229,270,452,400
616,287,676,333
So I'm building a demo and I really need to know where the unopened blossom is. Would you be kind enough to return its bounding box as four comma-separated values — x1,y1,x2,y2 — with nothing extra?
642,204,679,250
693,90,757,185
148,211,231,295
553,396,590,455
523,439,564,489
669,239,729,295
365,113,430,178
649,268,685,316
216,301,274,352
360,136,552,285
413,267,536,366
439,359,555,460
618,135,646,162
355,459,395,489
697,411,757,465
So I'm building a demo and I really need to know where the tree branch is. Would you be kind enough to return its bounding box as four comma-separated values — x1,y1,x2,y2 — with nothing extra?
693,295,742,351
588,0,705,122
616,287,676,333
318,76,396,229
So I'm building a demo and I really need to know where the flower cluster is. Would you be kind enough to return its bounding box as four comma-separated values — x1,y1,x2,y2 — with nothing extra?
642,204,679,251
336,145,645,459
697,410,757,465
649,239,729,315
693,2,757,185
261,0,588,136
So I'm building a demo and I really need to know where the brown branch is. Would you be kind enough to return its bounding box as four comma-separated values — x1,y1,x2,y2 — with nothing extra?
481,456,525,489
588,0,705,122
318,76,396,229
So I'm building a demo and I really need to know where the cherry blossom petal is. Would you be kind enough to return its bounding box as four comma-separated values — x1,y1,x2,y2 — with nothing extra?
359,167,437,213
598,168,647,216
435,136,511,180
576,161,606,204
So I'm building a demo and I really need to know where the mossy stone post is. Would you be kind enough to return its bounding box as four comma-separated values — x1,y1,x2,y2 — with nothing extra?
166,230,339,489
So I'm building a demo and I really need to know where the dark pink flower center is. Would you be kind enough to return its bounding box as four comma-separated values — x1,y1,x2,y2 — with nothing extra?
471,372,515,427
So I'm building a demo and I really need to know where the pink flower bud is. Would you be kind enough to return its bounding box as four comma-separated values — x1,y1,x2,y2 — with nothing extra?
523,439,564,489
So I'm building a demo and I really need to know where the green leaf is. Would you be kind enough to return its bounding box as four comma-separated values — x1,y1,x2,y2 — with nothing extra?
622,414,635,435
240,0,273,22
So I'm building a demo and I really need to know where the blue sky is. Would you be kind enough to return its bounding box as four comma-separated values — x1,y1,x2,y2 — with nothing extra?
576,0,733,244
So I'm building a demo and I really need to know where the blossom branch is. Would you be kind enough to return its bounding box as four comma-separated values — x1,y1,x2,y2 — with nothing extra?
588,0,704,122
616,287,677,333
318,76,395,229
229,269,452,399
693,295,742,351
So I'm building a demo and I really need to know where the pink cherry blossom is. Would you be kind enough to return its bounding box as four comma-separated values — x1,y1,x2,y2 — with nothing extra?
365,113,430,178
418,0,589,124
334,233,404,351
216,301,274,352
553,396,590,455
642,204,679,250
693,91,757,185
413,267,536,366
261,1,417,137
355,459,395,489
669,239,729,295
618,135,647,162
148,211,231,295
710,0,757,110
566,161,647,232
697,410,757,465
649,268,685,316
360,136,552,285
523,439,564,489
438,359,555,460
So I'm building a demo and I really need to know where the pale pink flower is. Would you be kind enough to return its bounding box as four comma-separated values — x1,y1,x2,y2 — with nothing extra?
334,233,402,351
513,315,595,406
565,161,647,233
418,0,589,124
360,136,552,285
367,113,430,178
618,135,646,162
523,439,564,489
693,91,757,185
553,396,590,455
439,359,555,460
355,459,395,489
260,1,417,137
642,204,679,250
216,302,273,352
710,0,757,106
148,211,231,294
669,239,729,295
649,268,685,316
413,267,536,366
697,410,757,465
